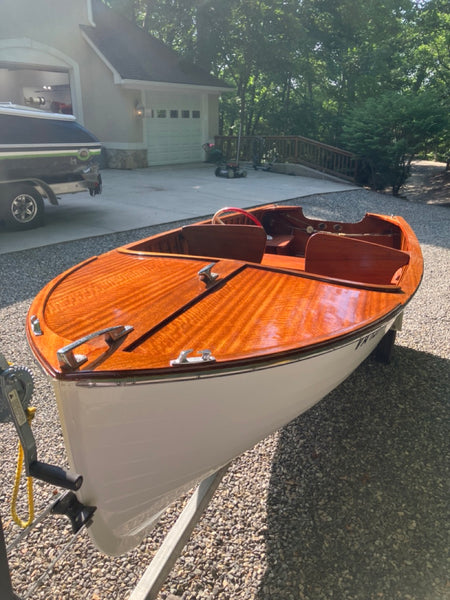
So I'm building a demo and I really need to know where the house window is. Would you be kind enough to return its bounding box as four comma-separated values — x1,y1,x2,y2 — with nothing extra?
170,110,178,118
181,110,190,118
157,109,166,118
192,110,200,118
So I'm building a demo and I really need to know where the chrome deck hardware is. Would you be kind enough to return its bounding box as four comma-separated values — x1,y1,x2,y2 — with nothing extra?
57,325,134,371
198,263,219,285
29,315,42,336
170,349,216,366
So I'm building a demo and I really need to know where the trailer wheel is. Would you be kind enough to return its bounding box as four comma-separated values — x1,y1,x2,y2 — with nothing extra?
1,184,44,230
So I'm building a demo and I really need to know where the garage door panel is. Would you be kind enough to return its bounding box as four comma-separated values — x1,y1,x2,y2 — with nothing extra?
145,92,203,165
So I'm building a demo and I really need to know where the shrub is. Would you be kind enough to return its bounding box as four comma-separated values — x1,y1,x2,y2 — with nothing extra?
342,91,448,195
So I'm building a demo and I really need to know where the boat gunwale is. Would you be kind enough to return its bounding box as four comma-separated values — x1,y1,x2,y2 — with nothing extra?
34,303,407,383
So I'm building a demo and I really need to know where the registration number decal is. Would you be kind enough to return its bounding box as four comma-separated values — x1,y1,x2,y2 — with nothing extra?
355,330,381,351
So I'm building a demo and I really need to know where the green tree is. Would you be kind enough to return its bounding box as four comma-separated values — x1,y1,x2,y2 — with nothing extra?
409,0,450,93
342,90,448,194
102,0,449,163
297,0,418,140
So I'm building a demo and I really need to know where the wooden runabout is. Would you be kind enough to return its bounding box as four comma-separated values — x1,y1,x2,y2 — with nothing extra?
26,204,423,555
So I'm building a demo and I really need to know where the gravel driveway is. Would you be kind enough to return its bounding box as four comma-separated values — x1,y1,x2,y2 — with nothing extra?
0,188,448,600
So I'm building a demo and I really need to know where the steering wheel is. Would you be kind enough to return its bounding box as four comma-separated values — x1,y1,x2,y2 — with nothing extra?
212,206,263,227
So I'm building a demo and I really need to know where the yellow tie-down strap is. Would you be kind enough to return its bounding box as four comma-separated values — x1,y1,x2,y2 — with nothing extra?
11,406,36,528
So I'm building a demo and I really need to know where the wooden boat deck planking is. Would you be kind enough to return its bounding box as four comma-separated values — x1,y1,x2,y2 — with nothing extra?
27,205,421,379
30,207,418,377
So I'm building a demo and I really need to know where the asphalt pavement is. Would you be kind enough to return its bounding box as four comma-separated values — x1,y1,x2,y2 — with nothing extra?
0,162,356,254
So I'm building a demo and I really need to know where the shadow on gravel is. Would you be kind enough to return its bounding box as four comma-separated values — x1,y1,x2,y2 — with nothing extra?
0,220,200,308
258,346,449,600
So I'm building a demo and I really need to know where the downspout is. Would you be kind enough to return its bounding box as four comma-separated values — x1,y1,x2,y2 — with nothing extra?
86,0,96,27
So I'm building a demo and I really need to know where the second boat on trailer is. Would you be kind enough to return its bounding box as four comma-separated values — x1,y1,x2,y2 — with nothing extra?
26,204,423,555
0,102,101,229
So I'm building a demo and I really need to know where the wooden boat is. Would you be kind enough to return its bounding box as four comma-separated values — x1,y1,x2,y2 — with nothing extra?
26,205,423,555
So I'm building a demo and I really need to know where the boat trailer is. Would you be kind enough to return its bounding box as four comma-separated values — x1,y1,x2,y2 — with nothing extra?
0,352,229,600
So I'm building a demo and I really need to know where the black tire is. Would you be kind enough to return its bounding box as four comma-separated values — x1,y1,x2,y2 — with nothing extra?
0,184,45,230
373,329,397,364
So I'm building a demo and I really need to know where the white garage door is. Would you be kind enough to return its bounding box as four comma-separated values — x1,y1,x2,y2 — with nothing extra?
145,92,204,165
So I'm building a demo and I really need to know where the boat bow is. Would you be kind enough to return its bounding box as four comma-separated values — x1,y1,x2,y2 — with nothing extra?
27,249,408,381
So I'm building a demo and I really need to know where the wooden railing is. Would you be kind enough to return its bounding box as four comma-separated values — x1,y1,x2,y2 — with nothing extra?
214,135,359,182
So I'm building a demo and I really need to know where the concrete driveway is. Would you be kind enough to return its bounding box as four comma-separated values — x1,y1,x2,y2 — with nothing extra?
0,162,356,255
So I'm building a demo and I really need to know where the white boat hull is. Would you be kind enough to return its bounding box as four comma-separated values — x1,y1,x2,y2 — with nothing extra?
53,317,395,555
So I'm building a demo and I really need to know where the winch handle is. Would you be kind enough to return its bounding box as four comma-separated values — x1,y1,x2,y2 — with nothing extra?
0,356,84,492
29,461,83,491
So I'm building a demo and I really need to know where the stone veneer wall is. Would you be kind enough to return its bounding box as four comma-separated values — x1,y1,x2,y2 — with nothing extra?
103,148,148,169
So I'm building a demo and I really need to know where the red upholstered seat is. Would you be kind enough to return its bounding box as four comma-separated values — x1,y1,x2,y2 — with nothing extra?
182,224,267,263
305,233,410,285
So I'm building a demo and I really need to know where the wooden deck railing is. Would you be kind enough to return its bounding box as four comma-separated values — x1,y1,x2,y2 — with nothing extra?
214,135,359,182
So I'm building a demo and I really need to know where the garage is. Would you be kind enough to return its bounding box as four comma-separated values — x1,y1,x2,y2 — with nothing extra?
0,64,72,113
1,0,232,169
144,92,205,166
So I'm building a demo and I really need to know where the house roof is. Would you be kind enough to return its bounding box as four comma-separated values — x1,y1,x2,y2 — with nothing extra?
80,0,232,92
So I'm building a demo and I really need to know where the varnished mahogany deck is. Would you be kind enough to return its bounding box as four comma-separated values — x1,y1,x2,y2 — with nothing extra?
27,205,423,380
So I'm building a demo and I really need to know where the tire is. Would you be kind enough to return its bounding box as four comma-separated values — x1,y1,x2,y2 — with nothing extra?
0,184,45,230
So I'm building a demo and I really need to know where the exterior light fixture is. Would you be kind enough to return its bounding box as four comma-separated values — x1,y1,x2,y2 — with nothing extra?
135,103,145,119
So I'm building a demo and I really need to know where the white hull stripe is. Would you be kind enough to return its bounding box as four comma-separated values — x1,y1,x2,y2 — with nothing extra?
0,148,101,159
0,143,101,150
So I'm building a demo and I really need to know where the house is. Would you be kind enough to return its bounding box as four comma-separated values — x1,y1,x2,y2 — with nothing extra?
0,0,231,168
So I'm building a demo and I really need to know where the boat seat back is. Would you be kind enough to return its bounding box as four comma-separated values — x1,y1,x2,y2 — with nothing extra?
181,224,267,263
305,232,410,285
